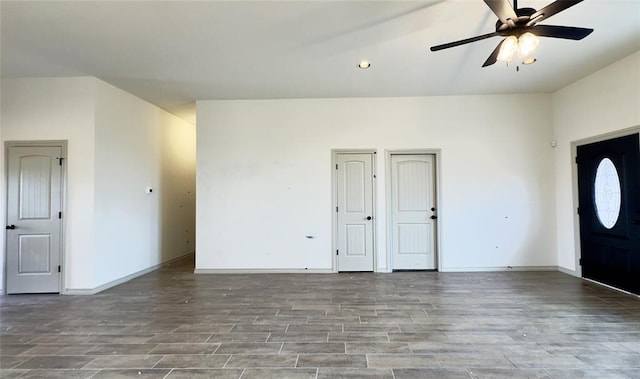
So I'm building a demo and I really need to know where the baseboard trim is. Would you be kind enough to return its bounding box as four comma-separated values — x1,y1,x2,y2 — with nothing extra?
195,268,334,274
558,266,578,277
63,288,96,295
63,252,194,295
196,266,559,274
440,265,558,273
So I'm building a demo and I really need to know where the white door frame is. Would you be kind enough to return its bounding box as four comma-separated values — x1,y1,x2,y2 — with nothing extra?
4,140,68,294
570,126,640,278
385,149,442,272
332,149,377,273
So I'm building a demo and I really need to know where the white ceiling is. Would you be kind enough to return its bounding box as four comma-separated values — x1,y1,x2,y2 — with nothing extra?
2,0,639,123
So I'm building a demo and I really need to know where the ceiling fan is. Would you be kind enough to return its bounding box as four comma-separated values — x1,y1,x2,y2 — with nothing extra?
430,0,594,67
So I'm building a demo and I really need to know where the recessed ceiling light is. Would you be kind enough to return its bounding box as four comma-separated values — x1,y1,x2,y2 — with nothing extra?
523,57,537,65
358,61,371,69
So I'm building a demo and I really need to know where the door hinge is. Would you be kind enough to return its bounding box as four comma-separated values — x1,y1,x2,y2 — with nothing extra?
579,258,582,266
58,211,62,219
336,164,338,170
577,207,580,215
575,156,578,164
336,206,338,213
58,265,61,273
336,250,339,256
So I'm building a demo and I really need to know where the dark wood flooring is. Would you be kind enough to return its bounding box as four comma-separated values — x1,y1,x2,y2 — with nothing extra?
1,255,639,378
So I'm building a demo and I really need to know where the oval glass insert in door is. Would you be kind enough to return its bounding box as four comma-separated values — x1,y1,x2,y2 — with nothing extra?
593,157,621,229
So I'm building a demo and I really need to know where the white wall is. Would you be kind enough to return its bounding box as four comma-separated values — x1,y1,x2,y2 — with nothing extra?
552,51,640,273
159,111,197,272
94,80,196,288
1,77,196,293
197,95,556,272
1,77,97,290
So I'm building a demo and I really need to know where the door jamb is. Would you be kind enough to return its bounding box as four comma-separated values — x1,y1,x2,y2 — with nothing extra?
4,140,68,294
332,149,377,273
385,149,442,272
570,127,640,279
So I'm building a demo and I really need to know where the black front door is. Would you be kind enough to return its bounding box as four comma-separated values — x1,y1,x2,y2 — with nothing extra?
577,133,640,295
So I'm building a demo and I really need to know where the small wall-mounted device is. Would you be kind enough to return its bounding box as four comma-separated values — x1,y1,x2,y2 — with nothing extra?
145,187,153,194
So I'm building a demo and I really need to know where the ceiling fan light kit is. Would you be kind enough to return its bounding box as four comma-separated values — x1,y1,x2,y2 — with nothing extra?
516,32,540,57
430,0,594,68
497,32,539,63
497,35,519,62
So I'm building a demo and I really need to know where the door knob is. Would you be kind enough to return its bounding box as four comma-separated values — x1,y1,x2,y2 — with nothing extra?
366,216,372,220
5,225,16,230
430,216,437,220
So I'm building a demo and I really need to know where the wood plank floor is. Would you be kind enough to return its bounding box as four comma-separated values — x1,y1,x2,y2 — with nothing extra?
1,255,639,378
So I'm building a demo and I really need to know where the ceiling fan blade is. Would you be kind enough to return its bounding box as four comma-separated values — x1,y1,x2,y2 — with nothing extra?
531,25,594,40
430,31,500,51
530,0,584,25
483,0,517,24
482,39,506,67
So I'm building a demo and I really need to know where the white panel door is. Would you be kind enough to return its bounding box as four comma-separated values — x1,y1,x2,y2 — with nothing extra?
336,153,374,271
391,154,436,270
6,146,63,293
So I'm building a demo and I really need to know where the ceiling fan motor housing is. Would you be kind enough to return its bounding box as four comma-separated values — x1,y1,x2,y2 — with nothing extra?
495,7,537,35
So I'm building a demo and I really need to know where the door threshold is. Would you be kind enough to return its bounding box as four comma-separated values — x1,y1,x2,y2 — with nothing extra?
583,277,639,298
